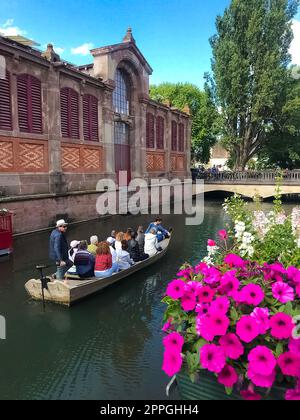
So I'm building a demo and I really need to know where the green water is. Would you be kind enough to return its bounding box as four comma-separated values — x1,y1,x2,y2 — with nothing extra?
0,200,235,400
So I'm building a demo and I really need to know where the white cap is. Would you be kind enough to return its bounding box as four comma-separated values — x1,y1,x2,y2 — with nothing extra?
107,237,115,245
56,219,68,227
70,240,80,248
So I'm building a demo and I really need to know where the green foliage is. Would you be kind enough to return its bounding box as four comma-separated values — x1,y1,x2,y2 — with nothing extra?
208,0,300,169
150,82,221,163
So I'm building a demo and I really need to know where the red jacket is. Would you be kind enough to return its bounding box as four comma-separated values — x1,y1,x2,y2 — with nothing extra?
95,254,112,271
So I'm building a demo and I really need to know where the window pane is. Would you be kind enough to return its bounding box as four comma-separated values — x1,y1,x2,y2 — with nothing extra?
113,69,130,115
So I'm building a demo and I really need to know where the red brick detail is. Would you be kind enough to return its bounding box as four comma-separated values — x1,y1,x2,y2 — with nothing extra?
146,152,165,172
62,143,105,173
0,136,48,173
171,153,185,172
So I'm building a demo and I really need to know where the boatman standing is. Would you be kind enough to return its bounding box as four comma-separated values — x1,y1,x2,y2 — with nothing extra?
49,219,73,280
145,217,170,242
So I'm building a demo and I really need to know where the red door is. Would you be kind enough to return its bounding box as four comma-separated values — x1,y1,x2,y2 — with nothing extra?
114,122,131,185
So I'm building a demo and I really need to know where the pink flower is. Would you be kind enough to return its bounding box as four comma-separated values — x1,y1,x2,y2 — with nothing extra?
162,349,183,377
218,364,238,388
224,254,246,268
163,332,184,352
278,352,300,377
207,239,216,247
270,313,294,340
264,262,286,282
248,346,277,376
200,344,226,373
185,281,202,296
287,266,300,284
195,303,210,316
198,286,215,304
196,314,214,340
201,311,230,339
209,297,230,314
236,316,259,343
241,284,265,306
181,293,197,311
241,390,262,401
218,230,228,241
247,368,276,388
272,282,295,303
194,262,208,274
289,338,300,355
285,389,300,400
162,319,173,332
166,279,186,300
203,267,222,285
297,284,300,298
219,334,244,360
177,268,194,279
219,271,240,297
250,308,270,334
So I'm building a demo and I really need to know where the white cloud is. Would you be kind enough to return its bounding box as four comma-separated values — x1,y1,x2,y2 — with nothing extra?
0,18,27,37
290,19,300,65
71,43,94,56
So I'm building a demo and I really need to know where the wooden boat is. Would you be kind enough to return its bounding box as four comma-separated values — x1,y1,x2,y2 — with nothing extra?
25,236,171,307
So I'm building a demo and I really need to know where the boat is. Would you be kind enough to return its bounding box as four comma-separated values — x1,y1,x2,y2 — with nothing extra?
25,236,171,307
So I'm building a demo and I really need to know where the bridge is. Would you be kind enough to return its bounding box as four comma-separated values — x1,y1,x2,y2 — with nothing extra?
197,171,300,199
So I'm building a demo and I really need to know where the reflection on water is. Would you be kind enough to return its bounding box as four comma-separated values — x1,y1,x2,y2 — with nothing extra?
0,199,290,400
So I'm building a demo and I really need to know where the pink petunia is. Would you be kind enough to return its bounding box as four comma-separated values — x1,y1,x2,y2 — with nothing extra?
248,346,277,376
272,282,295,303
219,271,240,297
219,334,244,360
270,313,295,340
201,311,230,339
241,284,265,306
184,281,203,296
240,390,262,401
218,230,228,241
247,368,276,388
289,338,300,355
285,389,300,400
203,267,222,285
297,284,300,298
196,314,214,340
224,254,246,268
250,308,270,334
163,332,184,352
209,297,230,314
287,266,300,284
181,292,197,312
198,286,215,304
278,352,300,377
166,279,186,300
218,364,238,388
162,319,173,332
177,268,194,279
207,239,216,247
200,344,226,373
236,316,260,343
194,262,209,274
195,303,210,316
162,349,183,377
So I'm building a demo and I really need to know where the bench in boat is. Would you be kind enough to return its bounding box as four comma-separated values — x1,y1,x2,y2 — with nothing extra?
25,236,171,307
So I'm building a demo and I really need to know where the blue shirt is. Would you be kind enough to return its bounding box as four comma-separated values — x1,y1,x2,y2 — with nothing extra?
145,223,168,236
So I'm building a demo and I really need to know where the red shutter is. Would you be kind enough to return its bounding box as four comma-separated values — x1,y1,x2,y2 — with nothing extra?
178,123,185,152
0,71,12,131
156,116,164,149
146,113,155,149
83,94,99,141
60,88,79,139
171,121,178,151
17,74,42,134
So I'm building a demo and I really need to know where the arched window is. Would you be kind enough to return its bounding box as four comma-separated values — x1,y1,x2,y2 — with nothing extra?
171,121,178,152
83,94,99,141
0,71,12,131
60,87,79,139
178,123,185,152
146,113,155,149
113,69,130,115
156,116,165,149
17,74,42,134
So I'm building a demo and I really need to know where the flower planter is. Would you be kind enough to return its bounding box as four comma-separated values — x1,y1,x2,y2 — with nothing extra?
176,372,287,401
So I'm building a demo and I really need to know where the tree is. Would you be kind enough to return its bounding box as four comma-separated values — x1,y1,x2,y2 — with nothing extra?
208,0,300,170
150,82,220,164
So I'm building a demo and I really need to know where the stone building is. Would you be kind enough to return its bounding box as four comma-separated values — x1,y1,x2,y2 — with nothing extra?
0,29,191,233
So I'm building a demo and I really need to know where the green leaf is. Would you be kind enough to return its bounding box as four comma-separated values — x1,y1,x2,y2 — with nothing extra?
225,387,233,396
275,342,284,358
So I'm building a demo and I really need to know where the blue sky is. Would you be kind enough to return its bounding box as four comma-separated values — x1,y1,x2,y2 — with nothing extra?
0,0,299,87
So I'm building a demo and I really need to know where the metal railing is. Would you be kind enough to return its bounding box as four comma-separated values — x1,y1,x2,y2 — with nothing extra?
196,170,300,185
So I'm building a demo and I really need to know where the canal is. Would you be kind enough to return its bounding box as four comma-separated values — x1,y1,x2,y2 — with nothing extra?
0,199,263,400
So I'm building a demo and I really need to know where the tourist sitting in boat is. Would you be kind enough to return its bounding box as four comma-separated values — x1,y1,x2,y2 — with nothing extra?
108,241,118,265
74,240,95,279
145,217,170,242
67,240,80,274
144,228,163,257
94,242,119,278
106,230,116,247
115,232,125,252
136,226,145,254
116,240,135,270
88,235,98,256
124,228,133,242
128,232,149,263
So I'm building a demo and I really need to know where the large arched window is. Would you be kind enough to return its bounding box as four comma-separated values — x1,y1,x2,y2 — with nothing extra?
113,69,130,115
